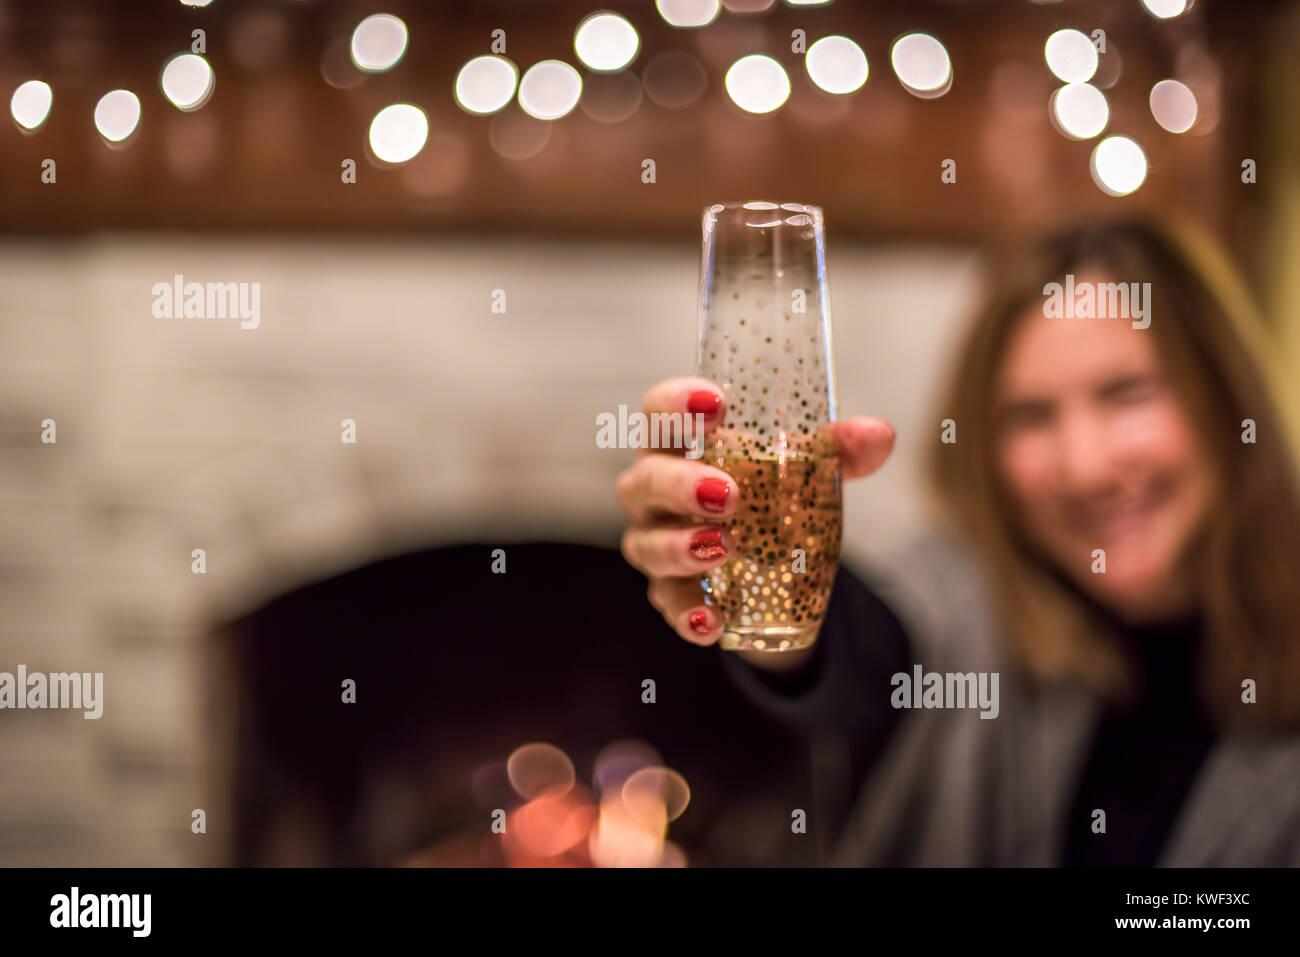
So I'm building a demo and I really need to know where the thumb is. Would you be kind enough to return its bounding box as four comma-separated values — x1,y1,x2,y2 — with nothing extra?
829,417,896,480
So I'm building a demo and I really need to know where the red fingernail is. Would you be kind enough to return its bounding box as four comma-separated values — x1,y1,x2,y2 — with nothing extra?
696,477,731,512
689,528,727,560
688,390,722,418
689,609,712,634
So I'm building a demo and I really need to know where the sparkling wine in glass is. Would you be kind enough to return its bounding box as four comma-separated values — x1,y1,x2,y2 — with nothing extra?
696,201,842,653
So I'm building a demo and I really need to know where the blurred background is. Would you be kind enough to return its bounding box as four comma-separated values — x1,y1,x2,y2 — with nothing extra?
1,0,1298,866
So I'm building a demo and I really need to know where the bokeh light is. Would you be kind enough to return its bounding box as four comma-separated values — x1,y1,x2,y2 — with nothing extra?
229,9,290,73
350,14,408,73
1092,42,1123,90
593,740,662,794
161,53,215,111
890,33,952,97
1044,29,1099,84
623,767,691,826
518,60,582,120
805,35,868,95
1050,83,1109,139
724,55,790,114
1090,135,1147,196
1149,79,1197,133
368,103,428,164
508,787,596,859
320,36,364,90
580,71,643,123
163,109,219,180
489,107,552,160
1141,0,1191,18
454,56,518,115
94,89,141,142
588,791,665,867
642,50,708,109
655,0,720,27
506,742,576,799
487,740,688,868
10,80,52,131
574,12,640,72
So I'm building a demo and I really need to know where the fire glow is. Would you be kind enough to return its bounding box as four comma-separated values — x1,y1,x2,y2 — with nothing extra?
498,740,689,867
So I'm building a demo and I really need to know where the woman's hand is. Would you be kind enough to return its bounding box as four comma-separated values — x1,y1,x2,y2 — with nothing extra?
617,376,896,663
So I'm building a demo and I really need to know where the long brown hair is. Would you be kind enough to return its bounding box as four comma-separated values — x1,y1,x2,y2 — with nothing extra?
929,218,1300,732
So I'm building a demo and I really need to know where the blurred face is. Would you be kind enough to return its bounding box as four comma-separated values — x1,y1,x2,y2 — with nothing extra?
994,272,1215,623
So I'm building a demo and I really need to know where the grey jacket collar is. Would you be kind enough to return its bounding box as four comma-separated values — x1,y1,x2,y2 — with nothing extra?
843,532,1300,867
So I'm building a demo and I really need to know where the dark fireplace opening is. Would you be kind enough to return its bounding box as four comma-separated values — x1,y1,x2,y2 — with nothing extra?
213,540,833,866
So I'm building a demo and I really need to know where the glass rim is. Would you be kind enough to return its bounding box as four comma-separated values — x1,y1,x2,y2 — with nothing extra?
702,200,824,232
704,200,822,215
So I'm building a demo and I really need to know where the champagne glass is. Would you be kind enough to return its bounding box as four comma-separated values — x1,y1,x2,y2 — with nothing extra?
696,201,842,653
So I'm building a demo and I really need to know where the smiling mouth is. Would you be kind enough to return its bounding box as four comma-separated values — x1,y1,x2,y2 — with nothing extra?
1067,480,1174,543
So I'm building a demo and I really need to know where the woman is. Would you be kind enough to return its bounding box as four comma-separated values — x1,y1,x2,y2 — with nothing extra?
616,219,1300,866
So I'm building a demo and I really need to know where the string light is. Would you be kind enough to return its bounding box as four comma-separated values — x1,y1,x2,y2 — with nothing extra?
1044,29,1098,84
94,89,141,143
1091,135,1147,196
1051,83,1109,139
1149,79,1197,133
891,34,952,97
350,14,408,73
574,12,640,72
161,53,215,111
725,55,790,114
805,36,868,95
518,60,582,120
655,0,720,28
368,104,428,163
455,56,518,115
10,80,53,131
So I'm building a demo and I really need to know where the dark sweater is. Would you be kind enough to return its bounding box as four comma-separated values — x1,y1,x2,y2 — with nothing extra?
741,565,1214,866
1061,616,1214,866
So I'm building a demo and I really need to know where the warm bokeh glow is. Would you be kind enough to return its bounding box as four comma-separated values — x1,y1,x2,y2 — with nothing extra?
488,107,552,160
579,71,643,123
593,739,661,793
643,50,707,110
507,787,597,859
588,791,667,867
506,742,576,799
623,767,691,825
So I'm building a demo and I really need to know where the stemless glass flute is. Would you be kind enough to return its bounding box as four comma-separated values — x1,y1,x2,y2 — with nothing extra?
696,201,842,653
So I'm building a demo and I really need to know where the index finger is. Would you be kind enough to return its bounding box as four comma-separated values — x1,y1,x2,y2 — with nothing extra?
639,377,727,458
829,417,896,480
